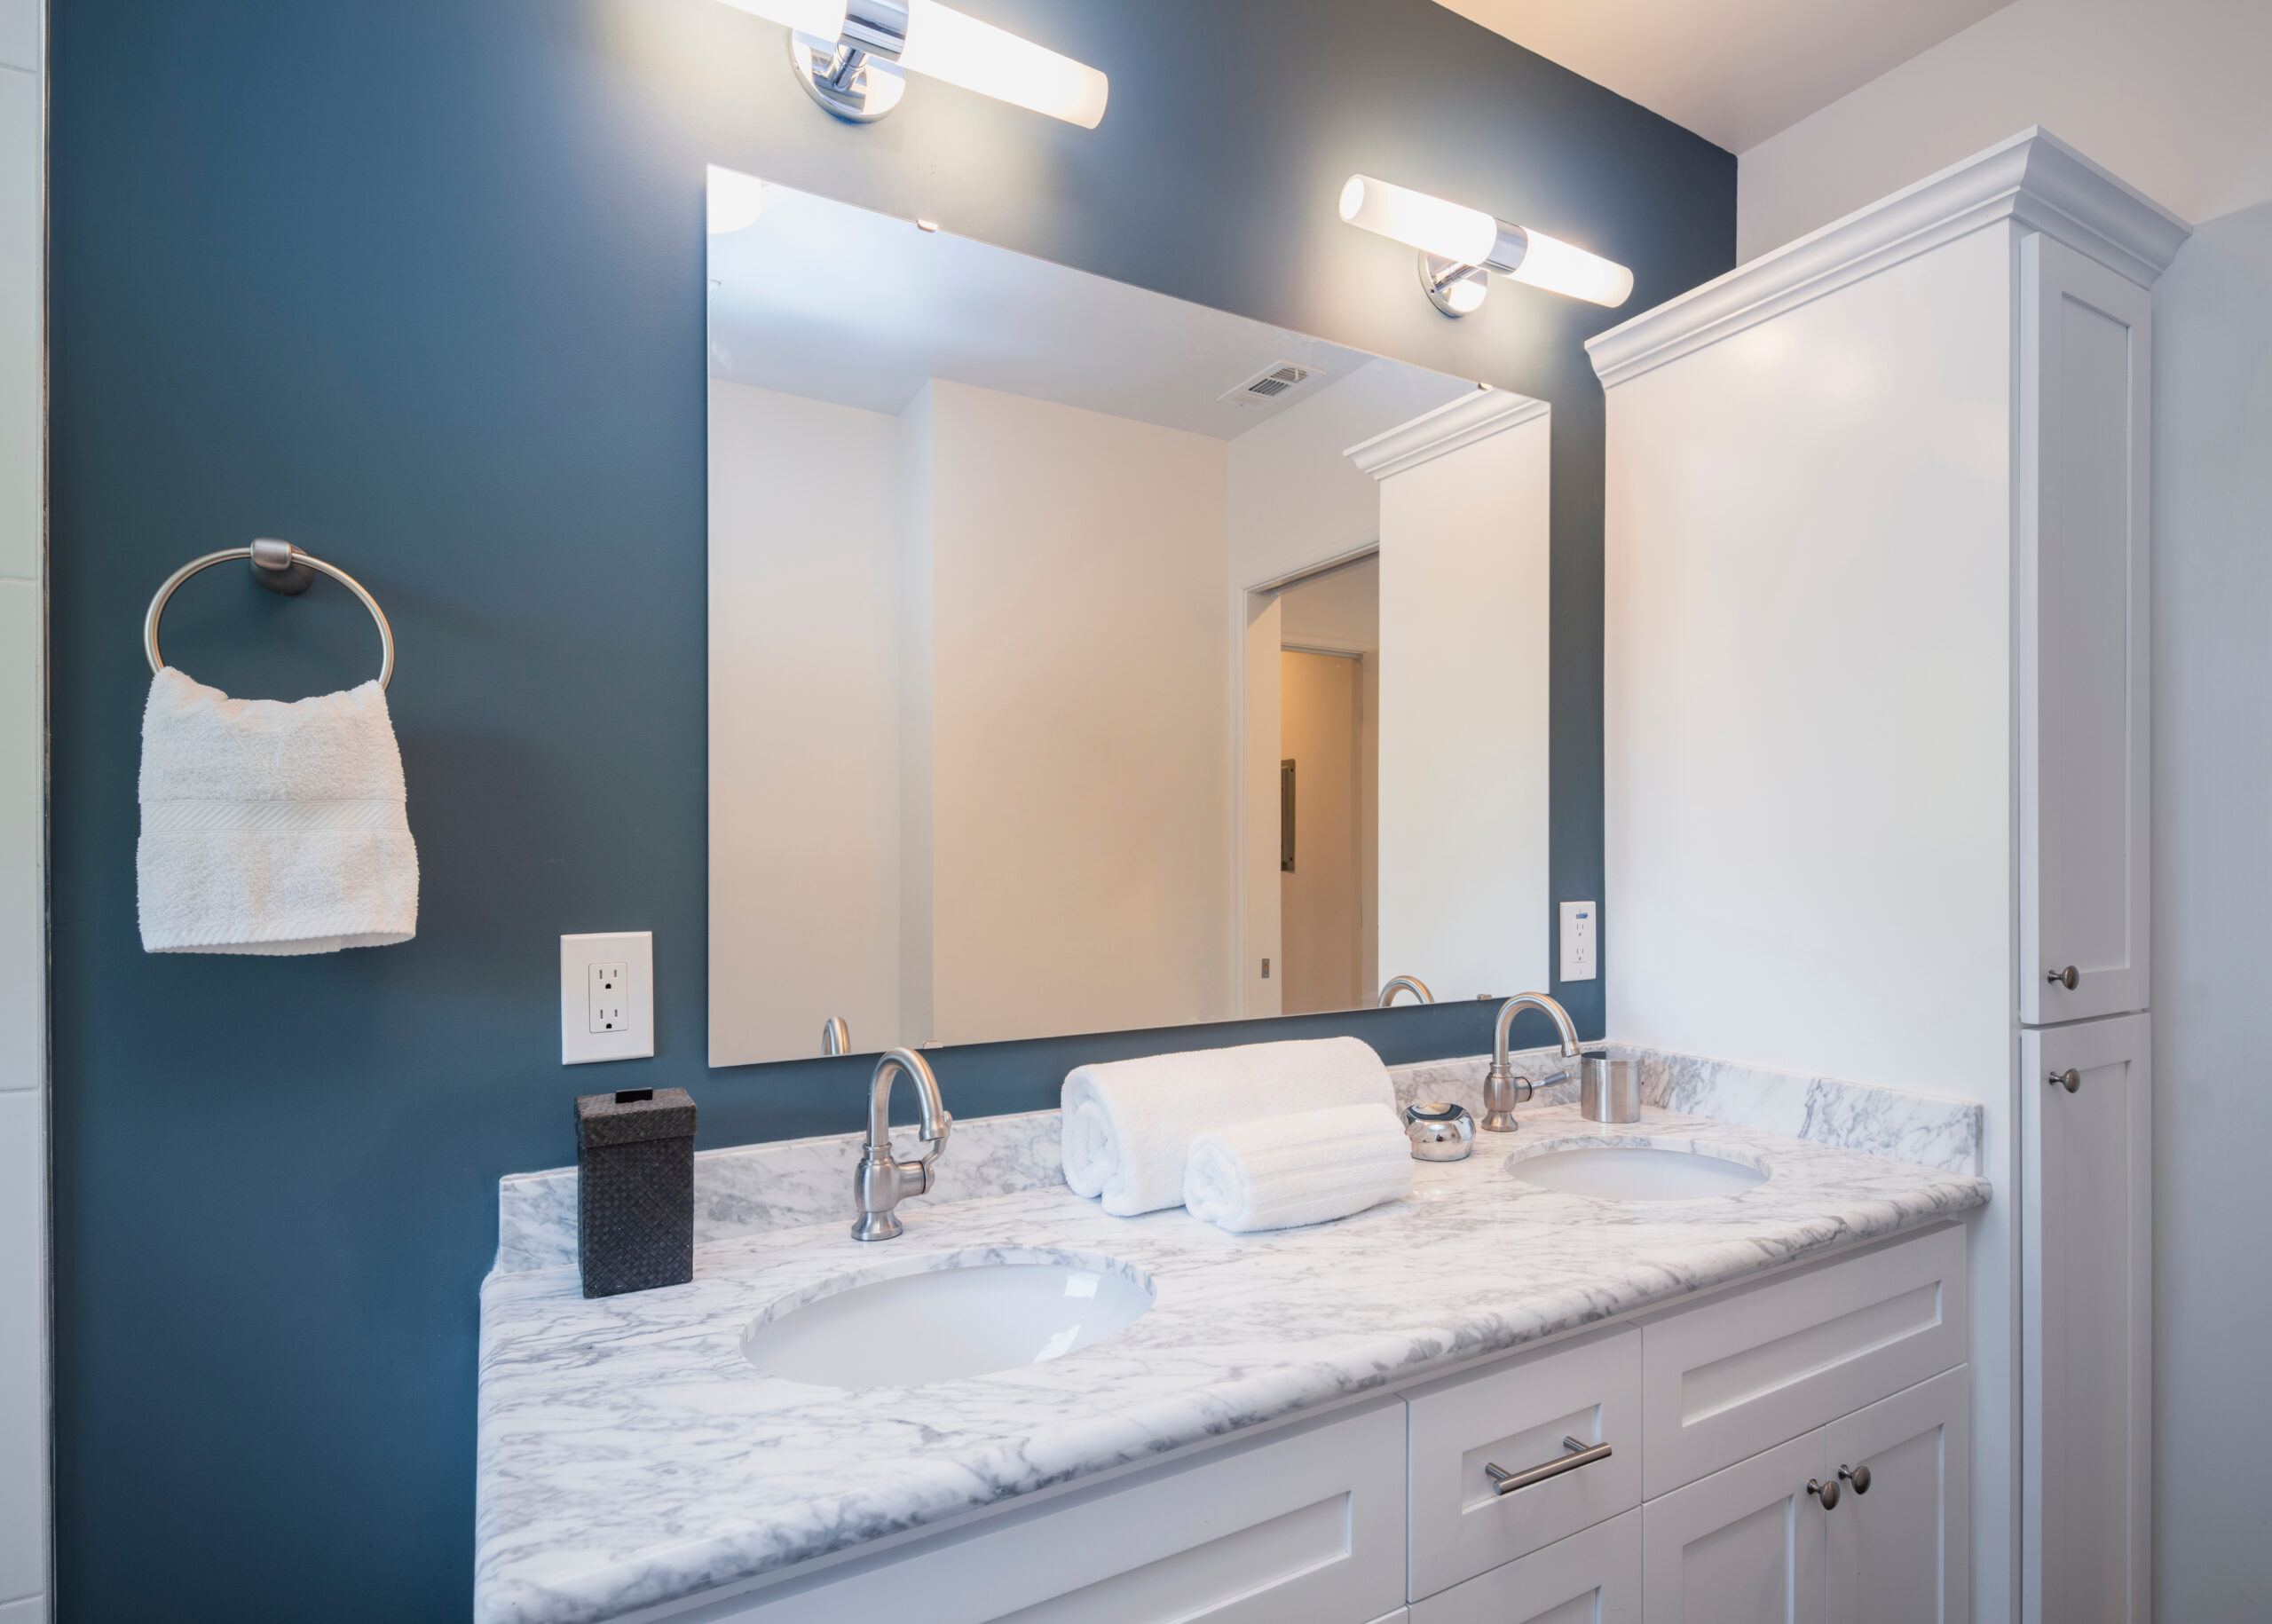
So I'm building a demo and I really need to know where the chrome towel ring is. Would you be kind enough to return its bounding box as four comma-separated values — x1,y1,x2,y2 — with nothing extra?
144,538,395,690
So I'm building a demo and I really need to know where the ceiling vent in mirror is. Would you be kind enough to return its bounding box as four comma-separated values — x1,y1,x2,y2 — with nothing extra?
1221,362,1323,407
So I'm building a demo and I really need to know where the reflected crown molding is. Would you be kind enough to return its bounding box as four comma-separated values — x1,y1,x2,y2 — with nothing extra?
1344,386,1550,481
1587,126,2193,391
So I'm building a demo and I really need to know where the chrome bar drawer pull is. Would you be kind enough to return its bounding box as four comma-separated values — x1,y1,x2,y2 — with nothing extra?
1484,1435,1613,1496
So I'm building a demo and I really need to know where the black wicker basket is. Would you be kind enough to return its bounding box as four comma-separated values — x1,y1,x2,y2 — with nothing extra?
575,1086,695,1298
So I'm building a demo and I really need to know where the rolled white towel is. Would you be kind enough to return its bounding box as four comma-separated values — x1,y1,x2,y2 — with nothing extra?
1061,1037,1394,1217
1184,1103,1415,1233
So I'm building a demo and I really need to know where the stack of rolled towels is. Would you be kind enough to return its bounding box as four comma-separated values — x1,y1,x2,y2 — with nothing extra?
1061,1037,1412,1234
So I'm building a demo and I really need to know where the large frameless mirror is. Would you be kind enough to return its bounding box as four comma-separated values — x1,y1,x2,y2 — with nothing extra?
708,166,1552,1065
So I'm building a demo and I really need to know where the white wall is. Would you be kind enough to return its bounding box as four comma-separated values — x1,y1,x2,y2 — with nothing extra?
708,380,903,1066
2147,197,2272,1622
1227,359,1471,590
1377,410,1552,1003
923,381,1233,1045
1737,0,2272,259
0,0,40,1615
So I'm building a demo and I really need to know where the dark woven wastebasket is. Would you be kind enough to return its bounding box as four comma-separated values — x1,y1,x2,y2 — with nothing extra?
575,1086,696,1298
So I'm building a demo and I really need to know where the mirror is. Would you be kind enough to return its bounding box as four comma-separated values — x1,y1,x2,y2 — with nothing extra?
708,167,1551,1066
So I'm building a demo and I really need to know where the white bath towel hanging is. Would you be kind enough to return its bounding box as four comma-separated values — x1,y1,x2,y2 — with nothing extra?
1060,1036,1395,1216
137,667,418,954
1182,1102,1414,1233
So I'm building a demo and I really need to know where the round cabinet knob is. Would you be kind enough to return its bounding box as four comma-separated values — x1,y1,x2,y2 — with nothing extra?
1839,1463,1872,1494
1808,1477,1841,1510
2049,1068,2080,1094
2047,965,2079,989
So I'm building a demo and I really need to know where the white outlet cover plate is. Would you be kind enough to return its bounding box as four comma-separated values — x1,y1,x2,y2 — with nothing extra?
1559,901,1598,982
562,931,654,1064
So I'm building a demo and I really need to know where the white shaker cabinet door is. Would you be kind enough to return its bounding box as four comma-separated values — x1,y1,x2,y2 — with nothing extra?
2017,231,2152,1026
1824,1367,1970,1624
2021,1015,2150,1624
1412,1510,1641,1624
1641,1432,1827,1624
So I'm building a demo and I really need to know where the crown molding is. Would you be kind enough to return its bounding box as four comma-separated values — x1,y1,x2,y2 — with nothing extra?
1344,387,1550,480
1587,127,2193,391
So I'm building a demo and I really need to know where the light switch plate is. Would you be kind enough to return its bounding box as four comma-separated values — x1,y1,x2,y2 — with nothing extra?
1558,901,1598,982
561,931,653,1064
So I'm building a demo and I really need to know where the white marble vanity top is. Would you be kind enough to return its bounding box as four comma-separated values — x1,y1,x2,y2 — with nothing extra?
475,1068,1989,1624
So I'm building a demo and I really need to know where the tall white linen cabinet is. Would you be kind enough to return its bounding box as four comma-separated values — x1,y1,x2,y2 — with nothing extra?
1589,129,2186,1624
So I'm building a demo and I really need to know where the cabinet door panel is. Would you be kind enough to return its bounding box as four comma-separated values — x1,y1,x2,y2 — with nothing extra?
671,1400,1407,1624
1825,1366,1969,1624
1639,1226,1965,1498
2022,1016,2150,1624
1642,1432,1826,1624
2018,231,2151,1024
1410,1510,1640,1624
1406,1327,1641,1597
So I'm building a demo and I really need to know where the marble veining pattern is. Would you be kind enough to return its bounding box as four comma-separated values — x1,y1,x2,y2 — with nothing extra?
477,1101,1988,1624
495,1046,1980,1277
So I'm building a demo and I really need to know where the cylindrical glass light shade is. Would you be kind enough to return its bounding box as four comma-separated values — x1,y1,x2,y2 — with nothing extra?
899,0,1109,128
1506,226,1634,307
1338,176,1496,267
718,0,852,38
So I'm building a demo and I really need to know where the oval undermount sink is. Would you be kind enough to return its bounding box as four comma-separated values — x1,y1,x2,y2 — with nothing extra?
742,1252,1155,1390
1504,1141,1768,1202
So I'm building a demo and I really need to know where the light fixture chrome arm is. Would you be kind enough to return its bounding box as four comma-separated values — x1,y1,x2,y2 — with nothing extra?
1482,992,1581,1133
1378,975,1435,1008
851,1047,952,1241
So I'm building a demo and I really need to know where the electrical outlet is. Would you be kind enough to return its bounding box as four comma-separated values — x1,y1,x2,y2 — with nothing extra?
562,932,653,1064
1559,902,1598,981
588,962,627,1033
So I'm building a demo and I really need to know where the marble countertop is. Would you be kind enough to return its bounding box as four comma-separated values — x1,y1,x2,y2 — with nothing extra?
475,1099,1989,1624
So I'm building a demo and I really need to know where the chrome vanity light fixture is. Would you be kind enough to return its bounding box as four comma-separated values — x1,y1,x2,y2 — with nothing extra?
1337,175,1634,314
719,0,1108,127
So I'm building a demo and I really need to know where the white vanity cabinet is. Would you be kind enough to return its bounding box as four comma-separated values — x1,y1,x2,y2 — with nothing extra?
640,1226,1968,1624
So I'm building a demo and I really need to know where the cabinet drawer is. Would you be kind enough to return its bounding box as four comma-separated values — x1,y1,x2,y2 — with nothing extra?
1410,1509,1641,1624
1639,1226,1966,1499
1407,1327,1641,1599
669,1399,1407,1624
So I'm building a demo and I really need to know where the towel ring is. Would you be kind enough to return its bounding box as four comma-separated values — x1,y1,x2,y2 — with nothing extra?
144,539,396,690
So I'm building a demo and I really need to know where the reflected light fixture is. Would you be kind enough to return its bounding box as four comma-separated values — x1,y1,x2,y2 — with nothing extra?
720,0,1108,128
706,167,768,235
1337,175,1634,312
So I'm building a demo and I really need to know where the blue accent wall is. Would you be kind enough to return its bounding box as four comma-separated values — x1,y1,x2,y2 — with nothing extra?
46,3,1731,1616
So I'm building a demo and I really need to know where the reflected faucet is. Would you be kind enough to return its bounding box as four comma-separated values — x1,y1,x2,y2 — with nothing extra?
1482,992,1582,1133
1378,975,1435,1008
852,1047,953,1242
822,1016,850,1057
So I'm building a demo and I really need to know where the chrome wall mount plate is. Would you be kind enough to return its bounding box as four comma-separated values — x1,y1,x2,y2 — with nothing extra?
1418,252,1488,317
788,30,907,122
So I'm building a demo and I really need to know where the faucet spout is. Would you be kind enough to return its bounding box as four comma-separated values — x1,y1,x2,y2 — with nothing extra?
1481,992,1581,1133
1378,974,1435,1008
853,1047,952,1242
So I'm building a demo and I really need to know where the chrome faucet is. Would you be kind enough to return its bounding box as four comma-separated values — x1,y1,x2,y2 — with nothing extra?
821,1016,850,1057
1378,974,1435,1008
1481,992,1582,1132
851,1047,952,1242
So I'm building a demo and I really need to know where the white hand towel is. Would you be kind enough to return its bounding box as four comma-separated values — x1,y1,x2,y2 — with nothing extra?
1061,1037,1394,1217
1184,1103,1415,1233
137,666,419,955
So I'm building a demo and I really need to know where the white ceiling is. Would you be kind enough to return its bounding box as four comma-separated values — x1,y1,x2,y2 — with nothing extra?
706,173,1472,441
1434,0,2016,154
